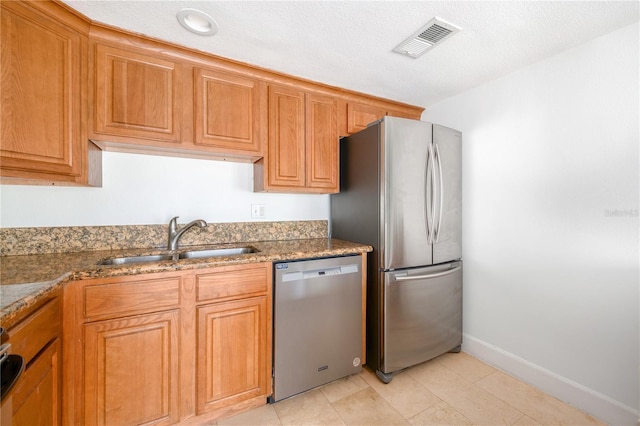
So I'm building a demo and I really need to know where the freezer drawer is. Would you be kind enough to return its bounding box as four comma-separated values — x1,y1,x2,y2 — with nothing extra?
271,256,362,402
382,261,462,375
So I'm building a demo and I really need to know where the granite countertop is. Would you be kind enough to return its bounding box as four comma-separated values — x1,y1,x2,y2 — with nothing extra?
0,238,371,329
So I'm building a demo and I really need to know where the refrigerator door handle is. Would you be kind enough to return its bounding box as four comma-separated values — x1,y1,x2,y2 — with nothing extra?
425,145,433,244
434,143,444,243
429,144,438,244
394,265,462,281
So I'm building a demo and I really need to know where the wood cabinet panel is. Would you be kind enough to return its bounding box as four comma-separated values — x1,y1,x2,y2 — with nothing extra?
196,263,269,303
196,297,269,415
83,310,180,426
266,85,306,188
347,102,386,134
256,85,339,193
82,275,181,321
12,339,61,426
347,102,423,135
306,94,338,191
0,1,92,184
194,68,264,153
93,43,182,142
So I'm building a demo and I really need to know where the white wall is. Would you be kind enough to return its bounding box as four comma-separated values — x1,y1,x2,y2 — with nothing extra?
424,22,639,424
0,152,329,227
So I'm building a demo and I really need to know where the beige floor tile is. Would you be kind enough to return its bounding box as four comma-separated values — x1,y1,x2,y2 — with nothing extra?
436,352,497,383
274,389,345,425
320,373,369,403
214,354,600,426
218,404,282,426
406,358,473,401
476,371,604,425
408,401,474,425
359,367,441,419
513,414,542,425
331,387,409,425
444,383,524,425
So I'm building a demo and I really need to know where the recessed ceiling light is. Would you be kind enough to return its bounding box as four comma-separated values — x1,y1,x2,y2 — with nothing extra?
176,8,218,36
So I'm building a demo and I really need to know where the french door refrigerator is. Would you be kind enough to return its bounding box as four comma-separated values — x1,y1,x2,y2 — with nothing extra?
330,116,462,383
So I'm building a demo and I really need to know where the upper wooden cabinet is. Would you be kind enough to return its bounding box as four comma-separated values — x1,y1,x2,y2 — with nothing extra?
1,0,423,189
306,94,339,191
347,102,423,135
262,85,306,189
347,102,386,134
194,68,266,152
89,38,265,159
0,1,100,186
254,85,338,193
93,44,183,143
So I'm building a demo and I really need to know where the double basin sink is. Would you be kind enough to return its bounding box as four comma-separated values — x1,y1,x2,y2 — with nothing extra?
99,246,258,266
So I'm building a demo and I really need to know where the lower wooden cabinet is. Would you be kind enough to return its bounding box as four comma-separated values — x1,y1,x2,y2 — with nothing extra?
63,263,272,425
1,290,62,426
11,339,61,426
83,310,180,426
197,296,269,415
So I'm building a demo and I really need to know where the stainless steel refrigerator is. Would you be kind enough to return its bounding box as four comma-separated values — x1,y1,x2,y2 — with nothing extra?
330,116,462,383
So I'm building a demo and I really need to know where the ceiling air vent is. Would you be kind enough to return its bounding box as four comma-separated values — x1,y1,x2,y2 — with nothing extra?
393,17,461,58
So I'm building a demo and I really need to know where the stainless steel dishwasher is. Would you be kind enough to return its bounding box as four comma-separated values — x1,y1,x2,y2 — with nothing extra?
270,255,362,402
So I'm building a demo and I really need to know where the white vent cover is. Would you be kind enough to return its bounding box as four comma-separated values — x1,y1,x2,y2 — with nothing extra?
393,17,461,58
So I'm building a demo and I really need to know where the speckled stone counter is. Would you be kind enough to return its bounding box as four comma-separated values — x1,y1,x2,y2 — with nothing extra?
0,220,329,256
0,238,371,329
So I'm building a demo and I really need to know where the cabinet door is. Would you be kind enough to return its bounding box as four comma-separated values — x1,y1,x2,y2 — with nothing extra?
266,85,306,189
83,310,180,426
194,68,264,153
347,102,386,134
12,339,61,426
306,94,338,192
197,296,269,415
0,1,85,180
93,44,182,143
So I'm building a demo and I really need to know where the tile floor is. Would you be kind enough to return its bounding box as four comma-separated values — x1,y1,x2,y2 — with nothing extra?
216,352,605,426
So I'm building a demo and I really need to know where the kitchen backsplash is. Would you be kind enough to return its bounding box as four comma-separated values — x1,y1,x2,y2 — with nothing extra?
0,220,328,256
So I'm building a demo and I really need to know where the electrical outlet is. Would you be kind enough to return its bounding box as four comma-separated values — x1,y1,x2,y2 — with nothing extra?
251,204,265,218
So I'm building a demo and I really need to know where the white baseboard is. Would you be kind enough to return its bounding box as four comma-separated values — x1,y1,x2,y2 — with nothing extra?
462,333,639,426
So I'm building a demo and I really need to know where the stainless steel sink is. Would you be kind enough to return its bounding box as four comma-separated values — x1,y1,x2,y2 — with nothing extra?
178,246,257,259
99,254,175,265
98,246,258,265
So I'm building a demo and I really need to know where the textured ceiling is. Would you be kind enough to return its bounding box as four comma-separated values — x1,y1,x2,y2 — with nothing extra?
62,1,639,108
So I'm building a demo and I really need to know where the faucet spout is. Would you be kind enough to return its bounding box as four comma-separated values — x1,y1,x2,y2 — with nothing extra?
167,216,208,251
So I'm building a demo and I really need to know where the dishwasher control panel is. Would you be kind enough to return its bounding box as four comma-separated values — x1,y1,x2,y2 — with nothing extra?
279,263,359,282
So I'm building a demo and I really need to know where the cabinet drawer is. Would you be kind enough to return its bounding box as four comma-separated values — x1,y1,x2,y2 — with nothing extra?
196,263,269,303
6,296,61,366
83,276,181,321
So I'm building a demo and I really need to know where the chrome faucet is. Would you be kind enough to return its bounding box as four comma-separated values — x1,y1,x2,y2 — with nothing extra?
167,216,207,251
